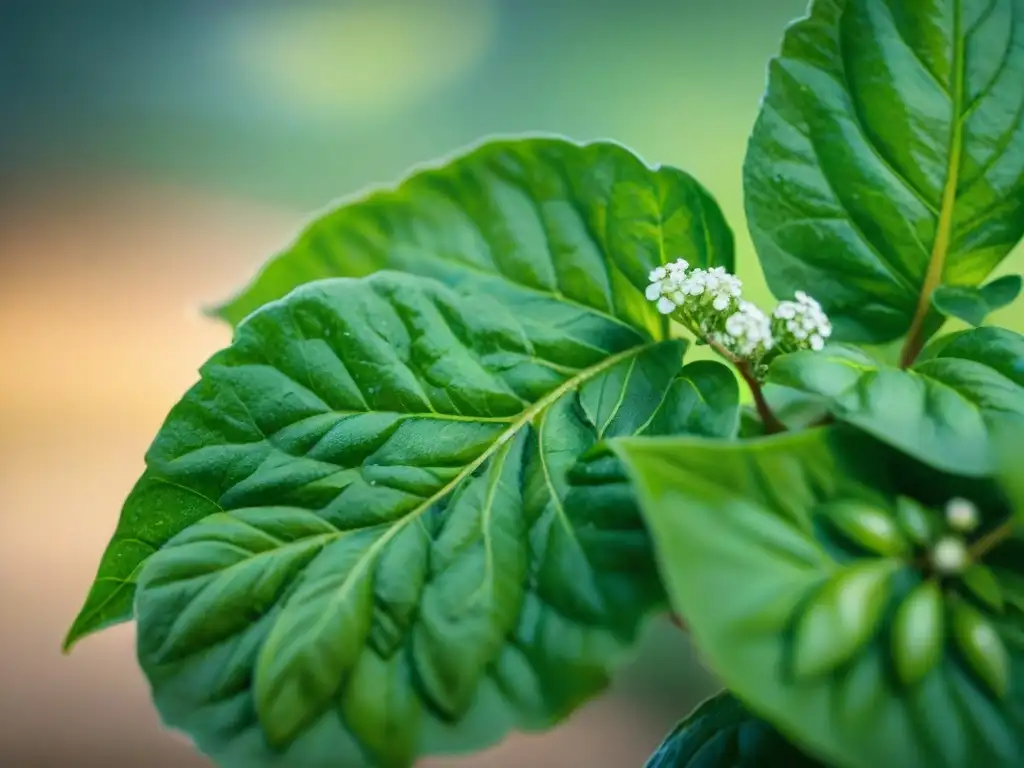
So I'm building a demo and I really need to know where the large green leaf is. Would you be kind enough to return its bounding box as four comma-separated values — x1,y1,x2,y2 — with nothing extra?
643,692,823,768
767,327,1024,475
614,427,1024,768
64,138,736,652
71,271,739,767
213,137,733,328
744,0,1024,344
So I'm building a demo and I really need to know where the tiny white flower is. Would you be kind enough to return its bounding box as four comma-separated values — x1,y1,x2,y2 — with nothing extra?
931,536,969,575
771,290,832,353
721,301,774,358
649,266,667,282
656,296,677,315
945,497,979,532
645,283,663,301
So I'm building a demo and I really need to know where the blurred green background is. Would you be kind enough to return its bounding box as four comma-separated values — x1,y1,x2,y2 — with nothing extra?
2,1,1020,765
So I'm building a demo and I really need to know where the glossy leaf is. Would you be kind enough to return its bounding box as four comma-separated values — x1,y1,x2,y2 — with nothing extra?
793,559,896,679
891,580,944,686
821,500,910,557
932,275,1023,327
744,0,1024,344
895,496,940,547
962,564,1005,613
74,271,741,768
614,427,1024,768
213,137,734,329
950,596,1010,698
644,692,823,768
64,137,736,653
768,327,1024,475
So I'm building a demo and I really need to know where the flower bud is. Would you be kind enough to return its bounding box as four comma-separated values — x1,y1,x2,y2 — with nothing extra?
945,497,979,532
931,536,969,575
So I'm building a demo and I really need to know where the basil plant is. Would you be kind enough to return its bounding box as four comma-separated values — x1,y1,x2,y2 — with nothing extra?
65,2,1024,766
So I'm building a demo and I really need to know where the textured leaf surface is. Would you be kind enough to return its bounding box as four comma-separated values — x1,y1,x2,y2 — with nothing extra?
614,427,1024,768
932,275,1023,326
65,137,736,652
744,0,1024,343
767,327,1024,475
215,137,734,329
74,271,740,767
643,692,822,768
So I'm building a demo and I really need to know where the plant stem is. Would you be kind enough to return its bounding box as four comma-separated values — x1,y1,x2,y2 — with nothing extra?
898,3,965,369
969,518,1016,560
706,338,786,434
674,317,786,434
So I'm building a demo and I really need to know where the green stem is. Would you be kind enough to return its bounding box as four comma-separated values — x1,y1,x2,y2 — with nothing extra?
673,315,785,434
969,518,1016,560
706,338,785,434
899,2,965,369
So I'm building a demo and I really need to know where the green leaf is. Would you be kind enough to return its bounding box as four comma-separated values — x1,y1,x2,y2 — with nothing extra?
77,270,738,767
950,596,1010,698
613,427,1024,768
891,580,944,687
962,564,1006,613
931,275,1023,327
213,137,734,328
644,692,824,768
793,559,897,679
820,500,910,557
768,327,1024,475
895,496,940,547
744,0,1024,344
64,137,736,653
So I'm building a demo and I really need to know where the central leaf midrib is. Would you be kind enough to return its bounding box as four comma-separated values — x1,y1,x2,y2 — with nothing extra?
900,0,966,366
367,340,662,552
252,339,662,730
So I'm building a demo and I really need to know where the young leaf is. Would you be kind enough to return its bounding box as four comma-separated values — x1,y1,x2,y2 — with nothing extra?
213,137,733,328
931,275,1023,327
74,271,740,768
792,559,896,679
949,596,1010,698
744,0,1024,345
891,580,944,687
768,327,1024,475
962,563,1005,612
895,496,940,547
613,427,1024,768
644,692,823,768
820,500,910,557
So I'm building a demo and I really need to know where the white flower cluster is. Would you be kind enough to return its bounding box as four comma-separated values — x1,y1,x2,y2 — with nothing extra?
771,291,832,352
645,259,771,360
720,301,774,358
646,260,744,320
